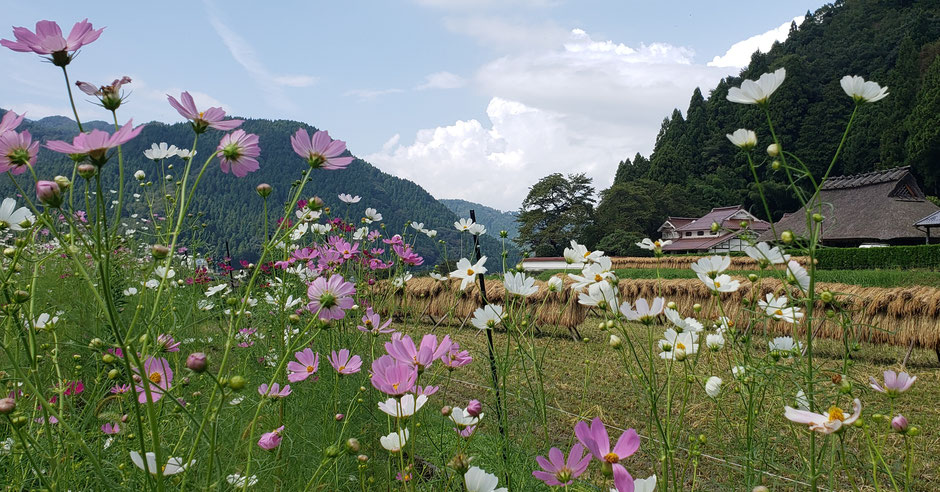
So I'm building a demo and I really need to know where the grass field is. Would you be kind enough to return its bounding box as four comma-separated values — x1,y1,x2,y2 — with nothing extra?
534,268,940,288
398,314,940,491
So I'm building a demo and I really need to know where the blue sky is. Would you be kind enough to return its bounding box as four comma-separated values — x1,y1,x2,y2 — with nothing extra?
0,0,824,210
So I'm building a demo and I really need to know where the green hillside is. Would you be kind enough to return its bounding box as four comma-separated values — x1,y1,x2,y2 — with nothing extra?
584,0,940,251
440,198,519,241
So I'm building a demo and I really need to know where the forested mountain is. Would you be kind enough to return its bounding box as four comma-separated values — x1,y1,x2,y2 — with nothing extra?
440,199,520,240
584,0,940,253
0,111,513,267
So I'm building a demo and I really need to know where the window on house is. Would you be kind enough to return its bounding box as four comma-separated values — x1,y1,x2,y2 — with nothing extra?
685,232,692,237
697,231,704,236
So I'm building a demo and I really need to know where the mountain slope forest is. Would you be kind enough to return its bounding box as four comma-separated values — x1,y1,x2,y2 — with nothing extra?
580,0,940,254
0,112,514,267
440,198,520,241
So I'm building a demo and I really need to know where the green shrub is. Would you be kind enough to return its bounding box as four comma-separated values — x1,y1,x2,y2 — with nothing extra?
815,244,940,270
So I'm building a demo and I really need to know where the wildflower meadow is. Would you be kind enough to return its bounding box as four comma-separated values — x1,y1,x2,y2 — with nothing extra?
0,17,934,492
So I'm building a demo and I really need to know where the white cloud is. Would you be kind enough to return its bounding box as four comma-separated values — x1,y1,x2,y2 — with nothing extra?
416,71,467,90
204,0,316,112
367,28,744,210
343,88,405,101
708,16,804,68
444,16,569,51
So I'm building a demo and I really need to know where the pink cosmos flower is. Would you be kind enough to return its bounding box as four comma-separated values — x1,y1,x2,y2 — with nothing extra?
415,385,439,396
258,383,292,399
287,348,320,383
102,422,121,434
0,111,25,135
111,384,130,394
784,398,862,435
258,426,284,450
328,349,362,375
869,370,916,396
385,333,453,371
1,19,104,65
370,354,417,396
533,443,592,487
216,130,260,178
575,417,640,492
46,119,144,164
76,76,131,110
306,274,356,321
63,380,84,396
441,342,472,369
133,356,173,404
167,91,242,133
290,128,353,170
236,327,257,348
332,239,360,260
392,243,424,266
357,307,393,335
157,333,180,352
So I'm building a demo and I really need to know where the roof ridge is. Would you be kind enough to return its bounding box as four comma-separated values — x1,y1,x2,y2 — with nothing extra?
821,166,911,190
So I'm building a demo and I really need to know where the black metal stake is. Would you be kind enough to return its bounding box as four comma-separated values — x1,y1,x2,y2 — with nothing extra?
470,210,509,487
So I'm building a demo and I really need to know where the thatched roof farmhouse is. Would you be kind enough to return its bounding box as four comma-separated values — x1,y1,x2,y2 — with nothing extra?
760,166,939,247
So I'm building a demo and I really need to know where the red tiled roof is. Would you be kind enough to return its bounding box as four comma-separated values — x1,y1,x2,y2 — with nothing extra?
676,206,753,231
661,231,743,251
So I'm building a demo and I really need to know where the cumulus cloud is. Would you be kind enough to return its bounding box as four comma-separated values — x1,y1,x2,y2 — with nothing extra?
708,16,804,68
367,28,742,210
416,71,467,90
344,88,405,101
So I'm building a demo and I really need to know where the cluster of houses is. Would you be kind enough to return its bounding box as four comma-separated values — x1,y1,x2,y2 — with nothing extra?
523,166,939,270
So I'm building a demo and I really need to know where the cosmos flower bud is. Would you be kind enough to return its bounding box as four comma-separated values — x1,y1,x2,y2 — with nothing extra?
466,400,482,418
767,143,780,157
77,163,97,179
256,183,272,197
36,180,63,207
186,352,207,373
54,175,71,190
151,244,170,259
609,334,623,349
228,375,247,391
440,406,452,417
667,301,677,310
0,397,15,414
820,291,834,304
692,303,702,312
134,170,146,181
748,274,759,282
345,438,361,454
675,348,688,361
710,222,720,233
781,231,794,243
891,414,908,433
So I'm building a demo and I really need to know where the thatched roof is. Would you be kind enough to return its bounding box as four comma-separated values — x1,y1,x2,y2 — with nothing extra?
915,210,940,227
760,166,939,243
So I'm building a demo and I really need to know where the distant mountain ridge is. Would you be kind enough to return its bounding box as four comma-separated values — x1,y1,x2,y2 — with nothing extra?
0,109,516,268
439,198,519,240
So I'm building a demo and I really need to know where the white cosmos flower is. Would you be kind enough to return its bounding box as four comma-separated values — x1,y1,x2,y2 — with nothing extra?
206,283,229,297
796,390,810,411
744,242,789,266
732,365,746,379
123,287,138,296
464,466,506,492
129,451,194,476
226,474,258,488
430,272,447,281
134,170,146,180
503,272,538,297
264,293,303,309
546,276,564,292
840,75,888,103
691,255,731,278
454,218,474,231
468,223,486,236
425,229,437,238
625,475,657,492
410,222,425,232
568,257,614,290
471,304,504,330
620,297,665,322
664,308,703,333
706,333,725,351
577,281,618,313
726,129,757,149
450,407,482,428
380,429,409,453
290,222,309,241
295,209,321,222
364,208,382,223
563,240,603,265
0,198,34,231
311,223,332,234
392,272,412,288
176,149,195,159
378,394,428,418
338,193,361,204
726,67,786,105
353,226,369,241
143,142,179,160
636,237,672,252
659,328,698,360
769,336,803,353
705,376,723,398
758,294,803,323
699,273,740,293
144,279,160,289
33,312,61,330
154,266,175,279
785,260,810,292
785,398,862,435
450,256,487,290
198,300,214,311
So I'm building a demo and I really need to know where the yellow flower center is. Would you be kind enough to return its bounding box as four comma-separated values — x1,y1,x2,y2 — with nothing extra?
654,240,662,247
676,342,686,350
774,309,783,316
392,383,400,391
198,111,205,118
306,365,315,373
583,251,591,258
339,365,346,371
603,452,620,463
466,268,474,276
714,281,721,288
149,372,162,384
827,406,845,422
594,274,602,282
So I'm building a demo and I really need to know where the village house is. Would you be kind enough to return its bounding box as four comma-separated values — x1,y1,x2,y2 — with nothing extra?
760,166,939,247
657,205,771,254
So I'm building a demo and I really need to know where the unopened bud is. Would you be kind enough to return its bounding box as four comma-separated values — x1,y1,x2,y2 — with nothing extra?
748,274,759,282
54,175,71,190
891,414,908,433
781,230,794,244
345,438,361,453
609,334,623,349
0,397,15,414
36,180,63,207
692,303,702,312
77,163,97,179
820,291,834,304
256,183,272,197
228,375,247,391
186,352,207,373
151,244,170,259
440,406,452,417
466,400,482,418
812,213,823,223
13,290,30,303
771,160,782,170
667,301,677,310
